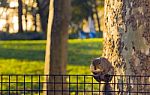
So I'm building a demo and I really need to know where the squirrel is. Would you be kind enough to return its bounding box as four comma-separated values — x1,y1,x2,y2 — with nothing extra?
90,57,114,95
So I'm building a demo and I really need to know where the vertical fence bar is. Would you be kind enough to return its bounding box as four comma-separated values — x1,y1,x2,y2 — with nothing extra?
62,75,63,95
128,75,131,95
144,75,146,95
39,75,40,95
1,75,2,95
31,75,33,95
121,75,123,94
77,75,78,95
9,75,10,95
54,75,55,95
84,75,85,95
99,81,100,95
114,75,115,95
24,75,25,95
140,75,142,94
16,75,18,95
69,75,70,95
91,77,94,95
137,76,138,95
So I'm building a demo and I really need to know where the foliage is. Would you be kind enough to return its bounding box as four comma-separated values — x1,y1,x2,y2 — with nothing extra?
71,0,104,24
71,0,93,24
70,0,104,34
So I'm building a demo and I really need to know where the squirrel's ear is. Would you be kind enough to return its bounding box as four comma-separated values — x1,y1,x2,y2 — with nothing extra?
92,57,101,63
95,57,101,60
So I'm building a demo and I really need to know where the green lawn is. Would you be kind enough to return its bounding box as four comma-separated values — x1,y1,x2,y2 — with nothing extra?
0,39,103,94
0,38,103,75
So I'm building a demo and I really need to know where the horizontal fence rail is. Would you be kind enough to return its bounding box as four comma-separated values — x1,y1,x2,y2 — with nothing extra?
0,74,150,95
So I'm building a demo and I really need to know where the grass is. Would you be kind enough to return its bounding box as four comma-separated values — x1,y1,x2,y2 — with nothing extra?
0,41,45,74
0,38,103,75
68,39,103,74
0,38,103,94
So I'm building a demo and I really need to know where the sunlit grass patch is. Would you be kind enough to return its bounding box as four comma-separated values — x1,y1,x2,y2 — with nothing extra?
0,58,44,74
68,38,103,43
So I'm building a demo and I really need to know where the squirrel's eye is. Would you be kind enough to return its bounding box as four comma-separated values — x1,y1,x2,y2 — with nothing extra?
99,62,101,64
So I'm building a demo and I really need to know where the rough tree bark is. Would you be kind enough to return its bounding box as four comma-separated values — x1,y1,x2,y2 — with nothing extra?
44,0,71,95
103,0,150,94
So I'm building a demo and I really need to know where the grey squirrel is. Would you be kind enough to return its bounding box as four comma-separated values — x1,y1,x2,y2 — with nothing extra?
90,57,114,95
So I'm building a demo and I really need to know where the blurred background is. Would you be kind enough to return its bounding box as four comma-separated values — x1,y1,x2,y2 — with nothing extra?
0,0,104,75
0,0,104,40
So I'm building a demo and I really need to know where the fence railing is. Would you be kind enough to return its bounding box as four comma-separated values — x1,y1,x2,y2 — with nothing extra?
0,74,150,95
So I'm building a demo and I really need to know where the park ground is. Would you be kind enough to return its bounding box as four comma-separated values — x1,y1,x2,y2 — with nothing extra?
0,38,103,93
0,38,103,75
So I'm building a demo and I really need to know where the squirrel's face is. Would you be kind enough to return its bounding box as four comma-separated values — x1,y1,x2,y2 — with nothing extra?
90,57,104,75
90,57,114,82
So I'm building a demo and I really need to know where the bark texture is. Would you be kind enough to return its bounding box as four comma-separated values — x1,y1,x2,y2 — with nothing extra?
44,0,71,95
103,0,150,94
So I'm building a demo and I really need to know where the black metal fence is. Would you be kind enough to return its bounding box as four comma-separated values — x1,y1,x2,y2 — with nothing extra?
0,74,150,95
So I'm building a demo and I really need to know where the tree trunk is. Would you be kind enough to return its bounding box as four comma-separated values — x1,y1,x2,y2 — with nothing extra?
93,0,101,32
103,0,150,94
44,0,71,95
36,0,50,32
18,0,23,32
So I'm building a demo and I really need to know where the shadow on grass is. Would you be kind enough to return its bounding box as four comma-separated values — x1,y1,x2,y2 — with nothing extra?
0,48,45,61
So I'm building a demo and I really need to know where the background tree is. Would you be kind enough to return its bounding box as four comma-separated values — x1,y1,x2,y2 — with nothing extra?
36,0,50,32
44,0,71,95
103,0,150,94
18,0,23,32
93,0,101,32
